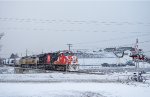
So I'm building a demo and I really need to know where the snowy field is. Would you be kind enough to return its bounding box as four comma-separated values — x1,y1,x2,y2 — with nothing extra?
0,71,135,83
0,57,150,97
0,66,150,97
78,58,119,66
0,82,150,97
0,66,150,83
78,58,150,71
0,67,150,97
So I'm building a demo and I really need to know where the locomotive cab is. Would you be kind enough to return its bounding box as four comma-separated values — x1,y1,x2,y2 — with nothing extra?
53,50,79,71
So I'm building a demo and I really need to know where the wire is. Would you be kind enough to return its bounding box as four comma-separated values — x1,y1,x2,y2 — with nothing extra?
73,39,150,51
74,33,150,45
0,17,150,25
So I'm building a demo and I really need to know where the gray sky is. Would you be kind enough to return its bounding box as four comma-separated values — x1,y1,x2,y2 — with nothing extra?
0,0,150,57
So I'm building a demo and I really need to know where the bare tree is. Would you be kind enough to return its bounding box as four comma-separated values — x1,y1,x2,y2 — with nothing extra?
0,33,4,65
0,33,4,40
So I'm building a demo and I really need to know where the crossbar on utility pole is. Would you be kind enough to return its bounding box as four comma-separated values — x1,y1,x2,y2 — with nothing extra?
67,44,72,51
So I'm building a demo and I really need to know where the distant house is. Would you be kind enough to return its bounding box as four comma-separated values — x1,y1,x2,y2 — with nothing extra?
10,53,19,59
104,48,116,52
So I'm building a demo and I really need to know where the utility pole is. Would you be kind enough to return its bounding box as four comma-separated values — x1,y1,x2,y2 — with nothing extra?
42,49,44,54
67,44,72,51
135,38,140,81
26,49,28,57
135,38,139,71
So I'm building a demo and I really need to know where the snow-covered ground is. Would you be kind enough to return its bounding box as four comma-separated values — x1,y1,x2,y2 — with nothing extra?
78,58,118,66
0,82,150,97
0,68,150,83
0,66,150,97
0,66,14,74
0,72,131,83
78,51,149,68
0,53,150,97
78,58,150,71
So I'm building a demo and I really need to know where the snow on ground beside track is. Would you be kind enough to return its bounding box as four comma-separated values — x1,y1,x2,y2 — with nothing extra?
78,58,118,65
0,82,150,97
0,66,150,82
78,57,150,70
0,71,150,83
0,72,130,82
0,66,14,74
78,53,132,66
0,66,150,97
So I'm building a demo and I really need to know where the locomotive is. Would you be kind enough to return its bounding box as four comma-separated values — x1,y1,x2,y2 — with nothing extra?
19,50,79,71
19,56,38,68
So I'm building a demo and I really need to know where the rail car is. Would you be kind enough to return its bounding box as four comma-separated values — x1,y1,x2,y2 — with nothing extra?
3,58,20,66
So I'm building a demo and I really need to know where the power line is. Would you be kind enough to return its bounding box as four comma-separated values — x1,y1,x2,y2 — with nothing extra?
119,40,150,47
73,39,150,51
0,17,150,25
74,33,150,45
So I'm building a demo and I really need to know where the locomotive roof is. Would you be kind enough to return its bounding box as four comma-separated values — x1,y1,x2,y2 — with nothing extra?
56,50,73,54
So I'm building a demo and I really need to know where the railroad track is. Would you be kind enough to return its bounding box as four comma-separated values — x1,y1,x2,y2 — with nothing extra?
7,65,150,75
14,66,105,75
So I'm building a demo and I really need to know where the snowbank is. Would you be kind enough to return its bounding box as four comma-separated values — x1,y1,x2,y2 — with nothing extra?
0,72,128,83
0,83,150,97
0,71,150,83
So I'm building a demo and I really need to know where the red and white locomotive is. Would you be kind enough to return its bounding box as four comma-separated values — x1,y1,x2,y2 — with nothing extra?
53,50,78,71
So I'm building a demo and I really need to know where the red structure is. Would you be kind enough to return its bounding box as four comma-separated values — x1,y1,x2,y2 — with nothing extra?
130,39,145,61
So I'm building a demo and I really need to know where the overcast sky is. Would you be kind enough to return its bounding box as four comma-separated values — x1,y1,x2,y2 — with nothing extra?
0,0,150,57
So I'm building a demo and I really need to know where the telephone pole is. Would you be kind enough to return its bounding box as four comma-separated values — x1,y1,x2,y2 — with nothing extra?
67,44,72,51
26,49,28,57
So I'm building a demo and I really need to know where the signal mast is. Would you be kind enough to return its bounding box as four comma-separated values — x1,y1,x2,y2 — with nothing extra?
130,38,145,74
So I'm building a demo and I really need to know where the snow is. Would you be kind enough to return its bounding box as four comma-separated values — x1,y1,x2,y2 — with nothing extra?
78,58,118,65
0,72,129,83
0,52,150,97
78,57,150,71
0,66,14,74
77,52,132,66
0,64,150,83
0,83,150,97
0,66,150,97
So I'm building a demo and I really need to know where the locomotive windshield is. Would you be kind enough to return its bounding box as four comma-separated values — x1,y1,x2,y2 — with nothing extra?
64,52,73,56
